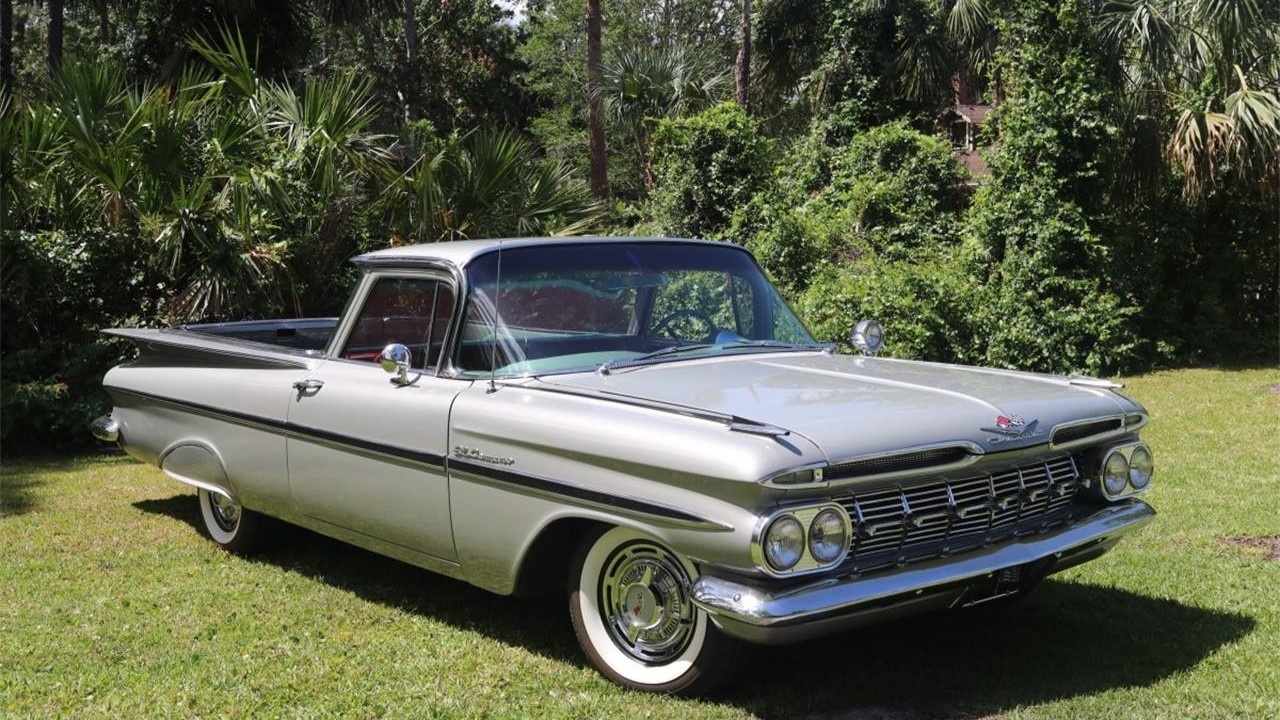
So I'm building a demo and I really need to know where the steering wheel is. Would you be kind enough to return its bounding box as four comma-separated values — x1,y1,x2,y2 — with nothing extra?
650,309,717,343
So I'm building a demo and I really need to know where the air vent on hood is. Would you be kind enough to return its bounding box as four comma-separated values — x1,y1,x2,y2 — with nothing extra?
1052,418,1123,445
826,446,972,481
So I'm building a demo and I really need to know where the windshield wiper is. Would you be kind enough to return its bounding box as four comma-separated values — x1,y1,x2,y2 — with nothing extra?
720,340,836,353
598,343,714,374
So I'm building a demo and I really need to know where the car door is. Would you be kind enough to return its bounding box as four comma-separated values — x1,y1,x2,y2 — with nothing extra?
286,272,468,561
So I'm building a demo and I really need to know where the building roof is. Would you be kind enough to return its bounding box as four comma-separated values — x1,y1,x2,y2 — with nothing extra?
948,104,993,124
351,236,727,269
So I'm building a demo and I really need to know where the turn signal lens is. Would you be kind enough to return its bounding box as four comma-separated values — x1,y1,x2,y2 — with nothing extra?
808,509,848,564
1103,450,1129,496
763,515,804,571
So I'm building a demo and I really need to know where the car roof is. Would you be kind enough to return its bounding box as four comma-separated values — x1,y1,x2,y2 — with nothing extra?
350,236,732,269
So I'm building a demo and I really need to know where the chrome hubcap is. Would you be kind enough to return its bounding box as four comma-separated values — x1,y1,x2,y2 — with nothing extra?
599,541,695,664
208,492,240,532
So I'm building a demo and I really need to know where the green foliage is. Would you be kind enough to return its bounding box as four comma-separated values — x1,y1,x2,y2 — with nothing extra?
799,252,983,363
647,103,773,237
1,28,601,454
736,121,969,291
381,129,606,242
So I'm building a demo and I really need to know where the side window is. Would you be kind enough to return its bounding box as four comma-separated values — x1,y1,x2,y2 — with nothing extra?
340,277,455,370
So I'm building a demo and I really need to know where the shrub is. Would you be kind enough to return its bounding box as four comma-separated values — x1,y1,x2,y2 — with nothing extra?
735,121,969,294
798,250,983,363
648,103,773,238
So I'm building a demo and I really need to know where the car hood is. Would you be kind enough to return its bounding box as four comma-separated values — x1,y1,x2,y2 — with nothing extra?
539,352,1142,461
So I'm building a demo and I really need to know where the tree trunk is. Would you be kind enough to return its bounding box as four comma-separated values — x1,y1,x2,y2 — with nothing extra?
402,0,419,64
402,0,420,120
735,0,751,109
96,0,111,44
2,0,13,99
586,0,609,199
47,0,63,74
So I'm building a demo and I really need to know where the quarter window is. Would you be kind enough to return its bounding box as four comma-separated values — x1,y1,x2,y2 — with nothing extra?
340,277,455,370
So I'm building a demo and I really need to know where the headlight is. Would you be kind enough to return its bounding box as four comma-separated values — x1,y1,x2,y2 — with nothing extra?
763,515,805,571
1103,450,1129,496
1129,445,1153,490
808,508,848,564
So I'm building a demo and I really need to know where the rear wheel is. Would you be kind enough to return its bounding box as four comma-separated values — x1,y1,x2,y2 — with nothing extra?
569,526,741,695
197,488,269,554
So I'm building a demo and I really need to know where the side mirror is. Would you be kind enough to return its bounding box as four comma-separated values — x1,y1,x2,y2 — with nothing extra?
851,320,885,356
379,343,413,385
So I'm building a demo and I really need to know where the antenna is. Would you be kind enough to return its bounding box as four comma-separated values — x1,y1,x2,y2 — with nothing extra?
487,240,502,394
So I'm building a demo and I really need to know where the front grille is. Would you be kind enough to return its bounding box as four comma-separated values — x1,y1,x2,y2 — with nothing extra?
1052,418,1122,445
826,446,972,481
835,455,1084,572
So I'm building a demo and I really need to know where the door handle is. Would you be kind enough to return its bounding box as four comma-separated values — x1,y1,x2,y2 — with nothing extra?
292,379,324,393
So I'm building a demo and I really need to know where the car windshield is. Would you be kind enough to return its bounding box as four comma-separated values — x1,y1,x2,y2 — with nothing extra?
454,241,818,377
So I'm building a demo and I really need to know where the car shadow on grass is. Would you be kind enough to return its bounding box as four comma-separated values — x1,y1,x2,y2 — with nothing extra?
134,494,1253,717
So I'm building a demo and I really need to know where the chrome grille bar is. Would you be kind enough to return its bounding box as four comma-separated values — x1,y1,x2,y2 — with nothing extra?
837,454,1084,571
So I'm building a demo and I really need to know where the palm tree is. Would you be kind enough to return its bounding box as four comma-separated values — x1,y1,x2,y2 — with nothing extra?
1098,0,1280,197
586,0,609,198
602,43,730,188
382,129,606,243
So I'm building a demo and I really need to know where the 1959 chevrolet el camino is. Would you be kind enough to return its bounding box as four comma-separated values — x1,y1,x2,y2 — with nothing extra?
93,237,1156,693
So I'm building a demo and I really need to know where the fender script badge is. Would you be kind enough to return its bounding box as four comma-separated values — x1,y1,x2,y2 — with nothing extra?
453,446,516,466
981,415,1046,444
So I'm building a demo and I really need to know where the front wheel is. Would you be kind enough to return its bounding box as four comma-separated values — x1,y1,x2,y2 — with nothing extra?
569,526,741,694
197,488,270,554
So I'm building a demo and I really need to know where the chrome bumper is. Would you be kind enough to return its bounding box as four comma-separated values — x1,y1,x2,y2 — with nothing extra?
90,413,121,443
692,500,1155,644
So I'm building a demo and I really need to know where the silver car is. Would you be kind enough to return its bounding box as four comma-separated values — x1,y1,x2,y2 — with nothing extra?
93,237,1156,694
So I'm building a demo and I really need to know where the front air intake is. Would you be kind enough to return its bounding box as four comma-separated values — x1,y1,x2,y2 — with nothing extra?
1052,418,1123,445
826,446,972,481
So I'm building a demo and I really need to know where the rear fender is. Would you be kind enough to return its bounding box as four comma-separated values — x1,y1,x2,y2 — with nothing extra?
159,441,236,502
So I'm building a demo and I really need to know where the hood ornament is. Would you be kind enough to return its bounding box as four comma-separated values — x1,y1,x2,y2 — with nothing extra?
982,414,1045,444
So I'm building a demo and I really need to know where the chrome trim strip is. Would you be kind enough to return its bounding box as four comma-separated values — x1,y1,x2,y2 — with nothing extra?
693,500,1155,629
1050,413,1146,450
104,328,319,368
527,381,794,437
107,388,447,468
448,458,733,531
1068,377,1125,389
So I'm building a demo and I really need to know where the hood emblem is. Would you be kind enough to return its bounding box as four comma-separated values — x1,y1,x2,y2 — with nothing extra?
982,415,1045,444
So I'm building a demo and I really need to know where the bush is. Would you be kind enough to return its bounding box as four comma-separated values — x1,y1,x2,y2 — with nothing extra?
965,179,1143,375
736,121,969,293
648,103,773,238
798,251,983,363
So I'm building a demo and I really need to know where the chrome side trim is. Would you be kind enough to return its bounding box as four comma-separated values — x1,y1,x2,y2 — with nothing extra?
448,458,734,531
528,381,795,438
692,500,1155,632
107,387,447,468
104,328,317,369
90,414,120,443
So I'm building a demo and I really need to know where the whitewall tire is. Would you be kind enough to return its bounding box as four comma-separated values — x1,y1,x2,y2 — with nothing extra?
197,488,269,554
569,526,740,694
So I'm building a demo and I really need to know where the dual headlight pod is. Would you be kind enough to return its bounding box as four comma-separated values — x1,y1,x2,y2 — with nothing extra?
756,504,851,575
1099,443,1155,500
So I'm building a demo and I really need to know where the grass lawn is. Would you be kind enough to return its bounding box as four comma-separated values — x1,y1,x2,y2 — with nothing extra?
2,367,1278,719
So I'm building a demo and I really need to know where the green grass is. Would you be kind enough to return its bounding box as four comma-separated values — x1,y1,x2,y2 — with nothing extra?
2,367,1278,719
